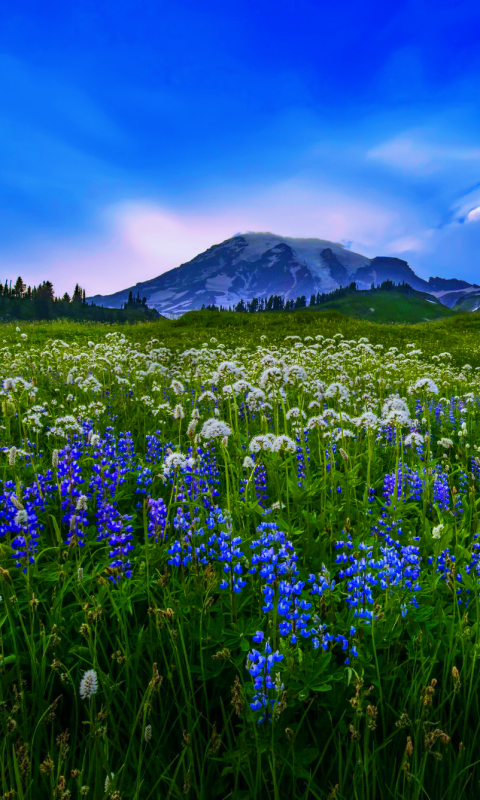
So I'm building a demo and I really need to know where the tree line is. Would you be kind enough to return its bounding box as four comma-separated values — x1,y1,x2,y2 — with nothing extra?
0,277,159,322
201,280,417,313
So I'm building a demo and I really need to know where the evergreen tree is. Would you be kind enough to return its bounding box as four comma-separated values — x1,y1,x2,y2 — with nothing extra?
72,284,83,303
14,276,25,298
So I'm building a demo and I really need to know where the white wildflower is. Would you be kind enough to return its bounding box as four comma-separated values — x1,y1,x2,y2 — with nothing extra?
432,524,444,540
408,377,439,395
171,379,184,395
381,396,412,427
79,669,99,700
271,435,297,453
249,434,277,453
200,418,232,439
404,432,424,447
173,404,185,420
438,438,454,449
14,509,29,526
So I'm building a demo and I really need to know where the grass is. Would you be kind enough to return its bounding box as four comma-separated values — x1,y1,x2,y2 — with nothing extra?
1,313,480,799
302,290,456,324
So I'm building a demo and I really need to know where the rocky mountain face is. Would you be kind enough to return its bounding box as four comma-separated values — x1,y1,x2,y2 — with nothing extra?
87,232,476,315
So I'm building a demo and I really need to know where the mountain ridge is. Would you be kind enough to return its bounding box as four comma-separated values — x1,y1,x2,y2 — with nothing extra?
87,232,477,316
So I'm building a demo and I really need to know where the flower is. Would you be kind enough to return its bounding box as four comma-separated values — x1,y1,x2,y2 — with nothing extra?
432,524,444,540
79,669,98,700
173,404,185,420
249,434,276,453
171,379,185,395
438,438,454,449
408,378,439,395
271,435,296,453
200,419,232,439
404,432,424,447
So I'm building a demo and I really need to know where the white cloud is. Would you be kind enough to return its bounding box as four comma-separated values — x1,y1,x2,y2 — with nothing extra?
367,131,480,174
0,178,410,295
466,206,480,223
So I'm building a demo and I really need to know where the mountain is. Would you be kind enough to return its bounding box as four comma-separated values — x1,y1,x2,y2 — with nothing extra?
87,232,477,316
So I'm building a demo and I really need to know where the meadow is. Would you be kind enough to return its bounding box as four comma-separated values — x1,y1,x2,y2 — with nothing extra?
2,311,480,800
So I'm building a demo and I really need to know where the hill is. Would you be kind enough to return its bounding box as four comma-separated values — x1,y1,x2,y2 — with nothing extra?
301,289,456,323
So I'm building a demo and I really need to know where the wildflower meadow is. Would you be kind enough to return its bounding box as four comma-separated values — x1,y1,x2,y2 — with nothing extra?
2,313,480,800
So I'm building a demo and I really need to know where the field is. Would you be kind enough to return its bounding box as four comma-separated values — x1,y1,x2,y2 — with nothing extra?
2,311,480,800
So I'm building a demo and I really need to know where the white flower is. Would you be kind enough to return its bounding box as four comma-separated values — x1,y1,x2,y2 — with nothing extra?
163,452,191,474
171,379,184,395
286,407,306,420
438,437,454,449
186,420,197,439
243,456,255,470
404,432,424,447
271,435,297,453
76,495,88,511
79,669,98,700
198,391,217,403
249,434,276,453
14,509,29,526
306,415,328,431
173,404,185,420
432,524,444,540
325,382,350,402
381,396,412,427
408,378,438,395
353,411,379,432
200,418,232,439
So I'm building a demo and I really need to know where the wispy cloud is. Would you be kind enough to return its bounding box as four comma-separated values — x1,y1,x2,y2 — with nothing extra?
367,131,480,174
0,178,412,295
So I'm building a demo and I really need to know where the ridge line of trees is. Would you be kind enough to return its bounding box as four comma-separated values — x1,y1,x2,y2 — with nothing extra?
201,279,418,313
0,277,158,322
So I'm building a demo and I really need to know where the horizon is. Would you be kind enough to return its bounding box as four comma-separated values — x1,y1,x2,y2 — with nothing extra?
1,1,480,295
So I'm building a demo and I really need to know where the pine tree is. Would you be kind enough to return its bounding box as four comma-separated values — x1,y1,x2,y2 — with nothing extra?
14,276,25,298
72,284,83,303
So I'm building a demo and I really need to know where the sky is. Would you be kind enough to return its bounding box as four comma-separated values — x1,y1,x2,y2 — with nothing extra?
1,0,480,296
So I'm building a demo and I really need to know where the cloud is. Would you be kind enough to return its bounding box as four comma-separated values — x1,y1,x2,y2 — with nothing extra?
466,206,480,223
367,131,480,174
0,178,410,295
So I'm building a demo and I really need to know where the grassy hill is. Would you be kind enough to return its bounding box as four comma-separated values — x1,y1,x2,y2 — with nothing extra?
300,289,456,323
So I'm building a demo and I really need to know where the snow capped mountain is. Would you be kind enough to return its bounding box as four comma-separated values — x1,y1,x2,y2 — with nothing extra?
87,232,476,316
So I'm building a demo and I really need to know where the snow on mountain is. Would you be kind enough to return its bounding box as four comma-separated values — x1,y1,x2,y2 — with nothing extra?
87,232,475,316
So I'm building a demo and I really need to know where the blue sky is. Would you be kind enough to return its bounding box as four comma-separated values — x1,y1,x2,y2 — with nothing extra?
1,0,480,294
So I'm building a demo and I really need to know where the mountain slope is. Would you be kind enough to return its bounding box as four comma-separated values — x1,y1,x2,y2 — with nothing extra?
88,232,475,316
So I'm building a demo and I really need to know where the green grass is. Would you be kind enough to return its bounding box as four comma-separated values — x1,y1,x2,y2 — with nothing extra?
302,290,456,323
1,314,480,799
